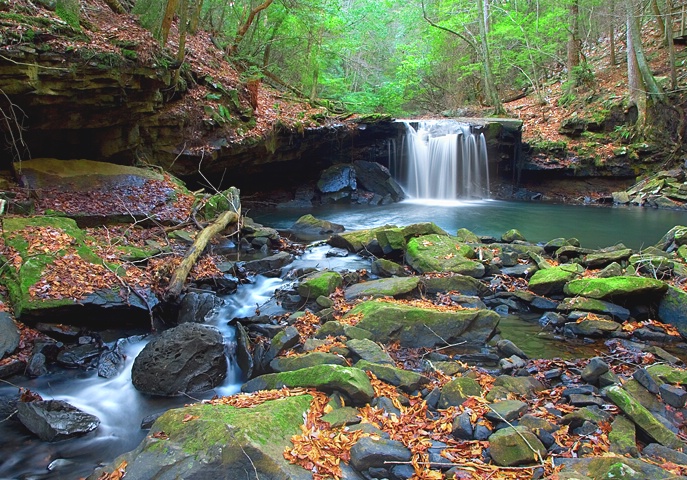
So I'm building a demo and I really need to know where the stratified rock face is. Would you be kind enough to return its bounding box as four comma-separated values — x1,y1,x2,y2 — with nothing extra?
131,323,228,396
17,400,100,442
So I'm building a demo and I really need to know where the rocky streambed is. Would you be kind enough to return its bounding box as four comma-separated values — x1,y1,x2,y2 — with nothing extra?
3,181,687,478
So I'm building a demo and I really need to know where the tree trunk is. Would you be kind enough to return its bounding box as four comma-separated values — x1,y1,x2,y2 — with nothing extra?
651,0,666,40
189,0,203,33
164,209,240,301
173,0,189,86
666,0,678,89
161,0,180,46
103,0,126,14
627,0,647,126
227,0,275,56
628,0,664,100
477,0,504,115
567,0,580,87
610,0,617,66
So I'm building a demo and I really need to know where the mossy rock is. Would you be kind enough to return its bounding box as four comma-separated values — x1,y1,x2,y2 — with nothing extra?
646,364,687,385
344,300,499,348
405,234,485,277
241,364,374,405
658,286,687,338
609,415,638,457
354,360,430,393
488,426,545,467
563,276,667,300
501,229,526,243
328,225,395,253
557,297,630,321
375,227,406,254
344,277,419,301
605,385,683,449
584,248,634,269
437,376,482,408
297,270,343,299
555,457,685,480
201,187,240,220
91,395,313,479
492,375,545,398
400,222,448,239
455,228,481,243
420,274,490,296
528,264,583,296
269,352,347,373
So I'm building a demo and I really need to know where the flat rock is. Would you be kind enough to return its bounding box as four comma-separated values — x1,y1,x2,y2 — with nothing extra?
564,276,668,300
344,277,419,300
17,399,100,442
405,234,485,277
346,338,395,365
355,360,430,393
485,400,528,422
350,436,412,471
269,352,347,373
243,251,294,277
488,426,545,467
437,377,482,408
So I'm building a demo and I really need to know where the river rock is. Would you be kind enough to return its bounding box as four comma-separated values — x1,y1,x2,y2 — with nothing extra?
584,248,634,268
370,258,406,277
353,160,405,202
659,384,687,409
354,360,430,393
328,225,392,253
658,286,687,338
563,276,668,300
564,318,621,337
485,399,528,423
604,385,682,448
89,394,313,480
456,228,481,243
610,415,638,456
492,375,545,398
642,443,687,466
131,323,228,396
242,364,374,405
420,274,490,296
57,343,103,368
496,339,528,359
488,426,545,467
656,225,687,251
345,300,499,348
344,276,419,300
501,229,526,243
297,270,343,299
317,164,356,193
350,436,412,472
0,312,19,358
581,357,609,383
177,292,221,324
553,457,681,480
288,214,345,240
557,297,630,321
269,352,347,372
405,234,485,277
243,251,294,277
437,377,482,408
346,338,394,365
17,399,100,442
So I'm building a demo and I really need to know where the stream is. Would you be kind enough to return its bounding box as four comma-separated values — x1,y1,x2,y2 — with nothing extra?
1,200,687,479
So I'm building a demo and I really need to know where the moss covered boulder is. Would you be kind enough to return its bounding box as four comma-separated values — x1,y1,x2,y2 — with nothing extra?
658,286,687,338
354,360,430,393
288,214,344,240
528,264,583,295
405,235,485,277
269,352,348,373
563,276,668,300
488,426,545,466
1,216,156,320
420,274,490,296
297,270,343,299
89,395,313,480
328,225,394,253
646,364,687,385
344,300,499,348
344,277,419,300
437,376,482,408
241,364,374,405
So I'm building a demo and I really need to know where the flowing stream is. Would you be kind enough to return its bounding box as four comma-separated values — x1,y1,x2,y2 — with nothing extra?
1,201,687,478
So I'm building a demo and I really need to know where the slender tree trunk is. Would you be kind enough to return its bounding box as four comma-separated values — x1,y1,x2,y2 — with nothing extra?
651,0,666,40
104,0,126,14
610,0,617,66
477,0,504,114
173,0,189,86
567,0,580,86
227,0,275,56
628,0,664,99
666,0,678,89
161,0,179,46
189,0,203,33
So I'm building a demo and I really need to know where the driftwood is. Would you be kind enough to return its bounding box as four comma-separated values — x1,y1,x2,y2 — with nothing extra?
164,208,239,301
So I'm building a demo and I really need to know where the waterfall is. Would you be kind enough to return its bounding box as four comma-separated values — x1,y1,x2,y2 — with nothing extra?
395,120,490,200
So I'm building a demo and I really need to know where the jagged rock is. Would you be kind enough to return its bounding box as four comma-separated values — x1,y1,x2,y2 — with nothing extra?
370,258,406,277
349,436,412,472
375,227,407,255
610,415,638,456
57,344,103,368
405,234,485,277
288,214,345,240
353,160,405,202
346,339,395,365
97,349,123,379
297,270,343,299
317,164,356,193
131,323,228,396
612,191,631,204
437,377,482,408
564,276,668,300
89,395,313,480
604,385,682,448
242,365,374,405
344,276,419,300
528,264,583,295
658,286,687,338
269,352,347,372
355,360,430,393
488,426,545,467
17,400,100,442
345,300,499,348
0,312,20,358
243,252,294,277
177,292,221,324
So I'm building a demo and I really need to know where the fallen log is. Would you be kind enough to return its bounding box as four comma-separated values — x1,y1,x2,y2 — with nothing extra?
164,208,240,301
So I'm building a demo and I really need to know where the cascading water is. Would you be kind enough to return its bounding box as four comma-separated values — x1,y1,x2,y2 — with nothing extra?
393,120,490,200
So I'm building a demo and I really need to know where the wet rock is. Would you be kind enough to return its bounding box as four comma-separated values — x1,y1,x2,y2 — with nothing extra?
488,426,545,466
539,311,567,328
328,225,390,254
501,229,526,243
243,365,374,405
131,323,228,396
456,228,481,243
564,318,621,337
438,377,482,408
288,214,345,239
97,349,123,379
0,312,19,359
344,277,419,301
355,360,430,393
17,399,100,441
657,286,687,338
498,355,526,373
658,384,687,409
235,322,254,379
581,357,609,384
558,297,630,321
345,301,499,348
177,292,221,324
0,358,26,379
605,385,682,448
26,352,48,377
610,415,638,456
519,414,558,434
346,339,395,365
297,270,343,300
260,326,300,371
57,343,102,368
496,339,528,359
317,164,356,194
243,251,294,277
350,436,412,472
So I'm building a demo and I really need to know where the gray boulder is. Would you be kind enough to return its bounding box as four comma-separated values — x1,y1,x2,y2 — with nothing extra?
243,251,294,277
131,323,228,396
350,436,412,471
288,214,345,240
17,400,100,442
353,160,405,202
177,292,221,324
0,312,20,358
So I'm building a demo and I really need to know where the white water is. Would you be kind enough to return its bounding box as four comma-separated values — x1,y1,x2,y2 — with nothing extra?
395,120,490,200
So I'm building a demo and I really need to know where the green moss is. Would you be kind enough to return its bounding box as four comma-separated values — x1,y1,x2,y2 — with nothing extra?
528,264,582,295
564,276,668,299
405,235,484,277
646,364,687,385
55,0,80,29
298,271,343,299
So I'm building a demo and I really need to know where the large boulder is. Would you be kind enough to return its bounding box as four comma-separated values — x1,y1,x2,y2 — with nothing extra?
89,395,314,480
528,264,583,296
17,399,100,442
242,364,374,405
405,235,485,277
131,323,228,396
352,160,405,202
297,270,343,299
563,276,668,300
344,277,419,301
344,300,499,348
317,164,356,194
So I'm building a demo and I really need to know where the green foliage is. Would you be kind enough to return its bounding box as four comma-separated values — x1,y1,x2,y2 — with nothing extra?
570,63,595,87
55,0,79,29
132,0,164,40
558,90,577,107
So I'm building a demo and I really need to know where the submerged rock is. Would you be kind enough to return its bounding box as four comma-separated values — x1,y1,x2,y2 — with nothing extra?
131,323,228,396
17,400,100,442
